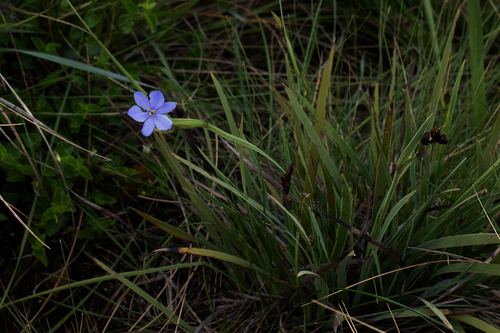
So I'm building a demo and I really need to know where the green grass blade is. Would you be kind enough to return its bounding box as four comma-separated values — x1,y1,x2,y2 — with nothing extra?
417,297,454,331
427,9,460,118
435,262,500,276
93,257,195,332
285,87,341,190
451,314,500,333
423,0,441,62
0,49,155,89
376,190,416,242
324,122,373,184
207,124,284,173
154,132,223,246
331,175,352,260
452,158,500,209
416,234,500,250
156,247,269,276
468,0,487,125
303,46,335,195
396,114,435,169
442,59,465,155
211,73,240,137
132,208,213,247
373,96,394,217
481,112,500,176
65,0,147,94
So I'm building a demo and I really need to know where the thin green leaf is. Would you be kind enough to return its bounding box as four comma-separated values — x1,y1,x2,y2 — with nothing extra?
285,87,341,189
451,314,500,333
93,257,195,332
418,297,454,331
467,1,487,124
155,247,269,276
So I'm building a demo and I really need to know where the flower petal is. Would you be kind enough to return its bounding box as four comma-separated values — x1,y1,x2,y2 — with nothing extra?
156,102,176,115
141,117,156,137
154,114,173,131
127,106,150,122
134,91,150,110
149,91,165,110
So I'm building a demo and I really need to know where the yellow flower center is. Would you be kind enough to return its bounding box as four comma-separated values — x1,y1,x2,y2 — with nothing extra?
147,107,156,116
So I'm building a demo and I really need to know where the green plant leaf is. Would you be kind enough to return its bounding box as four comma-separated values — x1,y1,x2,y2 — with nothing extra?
451,314,500,333
93,257,195,332
0,49,155,89
143,11,158,33
418,297,453,330
156,247,269,276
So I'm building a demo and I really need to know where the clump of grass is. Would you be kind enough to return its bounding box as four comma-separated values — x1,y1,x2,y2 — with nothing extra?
2,0,500,332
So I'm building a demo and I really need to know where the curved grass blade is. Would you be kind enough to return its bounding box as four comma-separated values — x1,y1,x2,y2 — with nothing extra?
285,87,341,189
442,59,465,154
211,73,239,137
450,314,500,333
452,158,500,209
155,247,269,276
418,297,453,330
93,257,195,332
467,0,487,125
171,151,310,246
396,114,435,169
427,9,460,118
132,208,212,247
373,95,395,218
0,49,155,89
303,46,335,195
325,122,373,184
375,190,416,242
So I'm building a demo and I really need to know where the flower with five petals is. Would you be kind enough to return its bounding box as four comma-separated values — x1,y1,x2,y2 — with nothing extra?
127,91,176,137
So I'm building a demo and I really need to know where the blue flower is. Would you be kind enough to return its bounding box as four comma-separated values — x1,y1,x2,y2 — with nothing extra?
127,91,176,137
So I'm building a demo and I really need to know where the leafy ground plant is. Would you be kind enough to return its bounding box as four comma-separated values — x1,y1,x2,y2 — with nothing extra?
2,0,500,332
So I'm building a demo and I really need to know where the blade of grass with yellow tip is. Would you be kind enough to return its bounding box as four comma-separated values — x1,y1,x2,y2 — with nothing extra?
155,247,269,276
451,314,500,333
